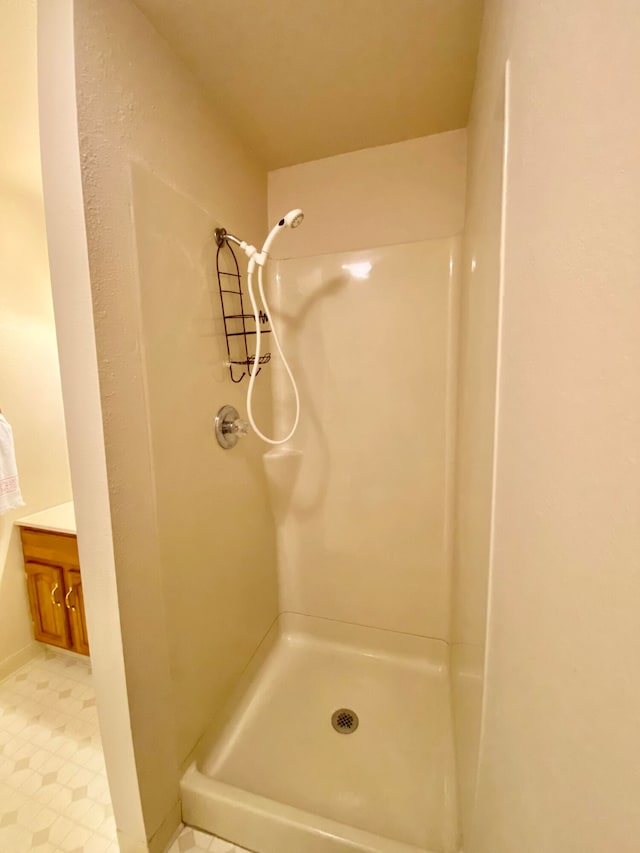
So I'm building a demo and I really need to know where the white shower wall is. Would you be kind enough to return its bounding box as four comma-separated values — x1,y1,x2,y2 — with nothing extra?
267,239,459,640
267,132,466,640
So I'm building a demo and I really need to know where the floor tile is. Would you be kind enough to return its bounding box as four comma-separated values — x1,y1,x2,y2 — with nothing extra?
170,822,254,852
1,653,260,853
0,651,117,852
209,837,237,852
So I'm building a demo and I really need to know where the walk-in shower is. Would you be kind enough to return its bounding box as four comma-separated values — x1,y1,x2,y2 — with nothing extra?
183,228,461,853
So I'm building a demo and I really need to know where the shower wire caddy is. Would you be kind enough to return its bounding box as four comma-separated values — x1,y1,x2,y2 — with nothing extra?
215,231,271,383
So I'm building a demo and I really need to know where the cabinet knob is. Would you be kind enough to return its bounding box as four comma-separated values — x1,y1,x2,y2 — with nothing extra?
50,583,61,607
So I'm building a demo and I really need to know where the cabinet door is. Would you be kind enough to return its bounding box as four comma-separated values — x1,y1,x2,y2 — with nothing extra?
25,562,70,649
63,568,90,656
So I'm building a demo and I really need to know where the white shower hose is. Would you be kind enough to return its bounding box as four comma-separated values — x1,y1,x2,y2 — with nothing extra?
245,257,300,445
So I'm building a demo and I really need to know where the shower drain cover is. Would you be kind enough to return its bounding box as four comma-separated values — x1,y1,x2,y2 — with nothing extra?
331,708,359,734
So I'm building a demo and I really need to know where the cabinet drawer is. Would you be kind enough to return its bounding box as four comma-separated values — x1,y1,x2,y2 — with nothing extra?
20,528,80,567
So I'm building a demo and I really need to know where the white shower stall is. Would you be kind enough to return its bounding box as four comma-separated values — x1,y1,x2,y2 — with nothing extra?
180,136,465,852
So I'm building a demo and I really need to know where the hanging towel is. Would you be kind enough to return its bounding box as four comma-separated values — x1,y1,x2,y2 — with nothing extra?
0,414,25,515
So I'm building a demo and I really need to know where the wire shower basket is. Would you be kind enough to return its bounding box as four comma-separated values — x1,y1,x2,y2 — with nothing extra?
215,236,271,383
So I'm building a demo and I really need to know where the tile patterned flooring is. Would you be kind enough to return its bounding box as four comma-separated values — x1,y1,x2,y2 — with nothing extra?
0,650,251,853
0,650,115,852
169,826,252,852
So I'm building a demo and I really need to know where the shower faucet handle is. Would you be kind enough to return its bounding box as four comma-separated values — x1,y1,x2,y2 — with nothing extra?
228,417,249,437
215,405,249,449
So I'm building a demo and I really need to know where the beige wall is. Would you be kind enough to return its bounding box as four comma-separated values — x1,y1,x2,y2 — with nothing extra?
0,0,72,676
465,1,640,851
39,2,148,847
267,134,465,640
69,0,277,845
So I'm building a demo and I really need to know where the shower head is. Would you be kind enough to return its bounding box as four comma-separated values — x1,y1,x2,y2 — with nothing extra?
262,209,305,255
280,209,304,229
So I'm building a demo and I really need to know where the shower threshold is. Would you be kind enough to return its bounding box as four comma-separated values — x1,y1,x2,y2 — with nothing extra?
181,613,458,853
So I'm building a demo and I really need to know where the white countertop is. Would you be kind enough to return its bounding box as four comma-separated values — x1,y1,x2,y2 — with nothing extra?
16,501,76,535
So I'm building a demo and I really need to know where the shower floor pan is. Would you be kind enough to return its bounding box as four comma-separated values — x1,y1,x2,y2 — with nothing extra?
181,613,458,853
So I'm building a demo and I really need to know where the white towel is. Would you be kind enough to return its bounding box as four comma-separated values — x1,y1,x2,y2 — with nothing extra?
0,414,25,515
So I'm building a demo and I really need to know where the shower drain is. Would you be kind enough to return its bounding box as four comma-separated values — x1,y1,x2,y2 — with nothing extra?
331,708,359,734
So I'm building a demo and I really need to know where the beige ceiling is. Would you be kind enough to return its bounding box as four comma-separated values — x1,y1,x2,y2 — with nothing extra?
133,0,484,170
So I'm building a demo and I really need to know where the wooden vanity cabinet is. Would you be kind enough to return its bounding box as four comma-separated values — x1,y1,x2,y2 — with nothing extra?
20,527,90,656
